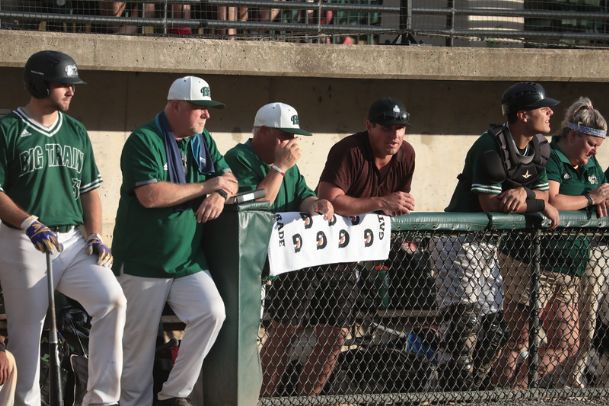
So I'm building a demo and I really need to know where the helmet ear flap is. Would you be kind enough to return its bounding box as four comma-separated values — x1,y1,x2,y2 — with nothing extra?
25,77,49,99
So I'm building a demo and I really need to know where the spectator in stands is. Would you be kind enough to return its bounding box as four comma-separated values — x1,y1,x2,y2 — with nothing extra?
216,4,248,38
224,102,334,396
435,82,560,391
0,336,17,406
543,97,609,388
98,1,153,34
98,2,192,35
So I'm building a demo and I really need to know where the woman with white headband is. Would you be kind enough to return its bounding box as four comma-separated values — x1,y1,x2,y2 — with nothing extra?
546,97,609,388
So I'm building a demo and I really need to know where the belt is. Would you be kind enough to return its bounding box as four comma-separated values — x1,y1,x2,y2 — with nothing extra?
2,222,75,232
48,225,76,233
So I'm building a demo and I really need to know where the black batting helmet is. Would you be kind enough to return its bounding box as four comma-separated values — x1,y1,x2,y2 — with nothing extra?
501,82,559,116
24,50,86,99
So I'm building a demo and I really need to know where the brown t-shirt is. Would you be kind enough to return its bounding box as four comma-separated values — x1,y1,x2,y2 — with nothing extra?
318,131,415,198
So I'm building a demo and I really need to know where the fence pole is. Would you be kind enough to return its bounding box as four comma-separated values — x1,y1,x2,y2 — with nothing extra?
445,0,454,46
398,0,413,44
528,228,541,388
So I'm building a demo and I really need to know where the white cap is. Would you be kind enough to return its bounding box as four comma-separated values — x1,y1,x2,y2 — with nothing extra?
253,102,312,136
167,76,224,108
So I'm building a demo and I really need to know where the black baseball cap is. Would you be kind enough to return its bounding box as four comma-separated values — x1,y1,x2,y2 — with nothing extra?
368,97,410,126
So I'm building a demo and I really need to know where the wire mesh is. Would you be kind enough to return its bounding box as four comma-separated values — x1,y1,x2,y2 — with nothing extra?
258,225,609,405
1,0,609,47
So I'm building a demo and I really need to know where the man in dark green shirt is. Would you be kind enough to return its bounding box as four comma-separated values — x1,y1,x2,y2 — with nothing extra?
434,82,560,391
225,102,335,397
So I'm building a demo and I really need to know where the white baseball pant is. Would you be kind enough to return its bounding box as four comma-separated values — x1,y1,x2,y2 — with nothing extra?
430,236,503,315
118,271,225,406
0,224,126,406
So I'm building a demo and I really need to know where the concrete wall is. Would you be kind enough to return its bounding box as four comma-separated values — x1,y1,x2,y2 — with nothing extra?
2,31,609,239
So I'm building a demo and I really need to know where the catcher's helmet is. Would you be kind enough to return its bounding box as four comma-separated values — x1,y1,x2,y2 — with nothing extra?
501,82,559,116
24,50,86,99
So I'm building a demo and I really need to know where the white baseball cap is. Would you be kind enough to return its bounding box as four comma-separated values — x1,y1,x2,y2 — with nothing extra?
254,102,312,136
167,76,225,109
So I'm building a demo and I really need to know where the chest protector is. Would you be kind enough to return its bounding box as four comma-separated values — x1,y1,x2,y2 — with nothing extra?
488,124,550,190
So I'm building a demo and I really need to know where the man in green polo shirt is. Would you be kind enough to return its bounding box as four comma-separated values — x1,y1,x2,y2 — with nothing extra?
112,76,238,406
225,102,335,397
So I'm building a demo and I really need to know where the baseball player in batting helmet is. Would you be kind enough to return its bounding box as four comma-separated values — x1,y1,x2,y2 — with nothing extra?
0,50,126,406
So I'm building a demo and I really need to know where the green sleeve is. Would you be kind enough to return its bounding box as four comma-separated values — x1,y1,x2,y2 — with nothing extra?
79,126,103,194
225,146,266,193
533,168,549,191
470,134,502,195
293,166,316,203
121,128,165,192
545,152,562,183
203,129,230,175
0,125,7,192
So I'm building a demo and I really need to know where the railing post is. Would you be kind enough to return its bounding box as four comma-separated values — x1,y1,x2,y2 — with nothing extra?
446,0,455,46
398,0,413,45
162,0,168,35
528,228,541,388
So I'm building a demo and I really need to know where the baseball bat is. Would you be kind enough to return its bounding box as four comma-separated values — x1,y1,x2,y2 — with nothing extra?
46,252,64,406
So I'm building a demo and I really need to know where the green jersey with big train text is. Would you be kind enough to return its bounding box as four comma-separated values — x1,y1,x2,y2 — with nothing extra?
0,107,102,226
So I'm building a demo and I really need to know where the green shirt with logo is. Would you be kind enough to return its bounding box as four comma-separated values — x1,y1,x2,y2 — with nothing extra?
224,140,315,212
542,139,606,276
0,108,101,226
112,119,230,278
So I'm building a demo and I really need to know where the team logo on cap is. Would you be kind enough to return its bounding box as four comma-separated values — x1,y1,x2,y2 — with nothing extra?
201,87,210,97
65,64,78,77
291,115,299,125
393,105,400,113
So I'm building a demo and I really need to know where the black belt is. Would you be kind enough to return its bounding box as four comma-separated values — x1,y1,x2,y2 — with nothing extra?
2,223,75,233
48,225,76,233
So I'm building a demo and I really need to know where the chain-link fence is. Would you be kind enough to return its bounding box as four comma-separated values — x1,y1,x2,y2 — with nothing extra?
1,0,609,47
258,212,609,405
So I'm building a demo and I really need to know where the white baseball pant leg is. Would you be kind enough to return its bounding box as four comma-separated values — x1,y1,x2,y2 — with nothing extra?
431,236,503,314
119,271,225,406
0,226,126,406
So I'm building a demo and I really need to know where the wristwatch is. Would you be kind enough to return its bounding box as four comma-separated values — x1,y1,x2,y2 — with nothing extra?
214,189,228,200
585,193,594,207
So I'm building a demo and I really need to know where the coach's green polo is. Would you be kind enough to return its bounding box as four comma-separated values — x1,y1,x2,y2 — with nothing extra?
225,140,315,212
112,121,230,278
542,140,606,276
546,139,606,195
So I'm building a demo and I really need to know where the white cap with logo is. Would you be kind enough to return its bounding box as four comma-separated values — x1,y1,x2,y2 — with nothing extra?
254,102,312,136
167,76,225,108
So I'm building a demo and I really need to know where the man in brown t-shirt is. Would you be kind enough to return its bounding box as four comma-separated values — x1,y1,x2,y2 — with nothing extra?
311,97,414,394
318,97,415,214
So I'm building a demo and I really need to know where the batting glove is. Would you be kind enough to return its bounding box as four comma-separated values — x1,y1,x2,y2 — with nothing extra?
22,216,63,254
86,233,113,267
